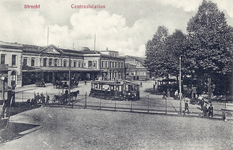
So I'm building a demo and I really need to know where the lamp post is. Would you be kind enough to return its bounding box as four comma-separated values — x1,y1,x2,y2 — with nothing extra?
1,76,6,100
179,55,182,115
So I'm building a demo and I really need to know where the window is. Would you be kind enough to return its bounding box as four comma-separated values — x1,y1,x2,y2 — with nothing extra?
105,61,107,68
23,57,28,66
69,60,72,67
78,61,81,68
112,62,114,68
49,58,52,66
1,54,5,64
88,61,92,68
54,59,58,67
12,55,16,66
102,61,104,68
43,58,47,67
74,61,76,67
64,60,67,67
31,57,35,66
93,61,96,68
115,62,117,68
109,61,111,68
118,62,120,68
121,62,123,68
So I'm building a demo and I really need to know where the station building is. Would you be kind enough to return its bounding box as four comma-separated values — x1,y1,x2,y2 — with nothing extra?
0,41,125,87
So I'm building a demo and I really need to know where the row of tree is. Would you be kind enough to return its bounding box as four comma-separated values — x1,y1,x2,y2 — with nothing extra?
145,0,232,96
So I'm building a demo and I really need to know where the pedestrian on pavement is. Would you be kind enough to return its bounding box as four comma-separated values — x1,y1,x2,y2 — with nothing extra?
46,95,50,105
203,103,208,117
162,91,167,99
41,93,45,105
85,80,86,85
35,93,40,103
185,100,189,114
65,89,68,103
208,103,213,118
140,82,142,87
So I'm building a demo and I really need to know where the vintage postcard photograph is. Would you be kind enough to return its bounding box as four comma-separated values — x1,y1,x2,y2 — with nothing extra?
0,0,232,149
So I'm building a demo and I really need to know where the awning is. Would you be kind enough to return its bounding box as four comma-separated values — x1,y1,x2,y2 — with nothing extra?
22,66,100,72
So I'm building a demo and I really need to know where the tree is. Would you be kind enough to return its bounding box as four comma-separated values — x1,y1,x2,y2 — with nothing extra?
145,26,169,77
166,29,187,77
185,0,233,97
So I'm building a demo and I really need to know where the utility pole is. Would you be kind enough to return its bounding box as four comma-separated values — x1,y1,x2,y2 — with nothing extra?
179,55,182,115
69,52,71,104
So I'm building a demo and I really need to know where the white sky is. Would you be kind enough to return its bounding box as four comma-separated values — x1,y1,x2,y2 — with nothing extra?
0,0,232,57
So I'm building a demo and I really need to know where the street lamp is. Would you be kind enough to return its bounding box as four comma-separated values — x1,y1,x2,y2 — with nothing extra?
179,55,182,115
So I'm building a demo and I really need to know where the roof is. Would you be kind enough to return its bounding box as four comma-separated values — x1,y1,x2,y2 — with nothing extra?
0,41,23,49
125,55,146,66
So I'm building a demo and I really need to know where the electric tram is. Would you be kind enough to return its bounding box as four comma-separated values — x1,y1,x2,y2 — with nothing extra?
89,80,140,101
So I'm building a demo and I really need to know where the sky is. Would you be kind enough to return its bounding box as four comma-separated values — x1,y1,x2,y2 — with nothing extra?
0,0,232,57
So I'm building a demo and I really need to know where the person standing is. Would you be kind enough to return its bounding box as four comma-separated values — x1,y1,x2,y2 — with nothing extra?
208,103,213,118
203,103,208,117
41,93,45,105
185,101,189,114
46,95,50,105
1,87,12,118
162,91,167,100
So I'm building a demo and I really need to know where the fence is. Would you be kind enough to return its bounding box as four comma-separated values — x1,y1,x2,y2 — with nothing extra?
14,90,232,119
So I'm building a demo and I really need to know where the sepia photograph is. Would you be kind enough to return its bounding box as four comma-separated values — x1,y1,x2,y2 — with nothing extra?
0,0,232,149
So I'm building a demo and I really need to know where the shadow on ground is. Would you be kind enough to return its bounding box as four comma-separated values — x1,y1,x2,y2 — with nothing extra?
0,122,40,143
0,102,41,137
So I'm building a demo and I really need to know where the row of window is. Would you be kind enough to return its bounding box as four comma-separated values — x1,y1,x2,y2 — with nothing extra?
0,54,123,70
101,61,124,69
23,57,84,68
1,54,17,66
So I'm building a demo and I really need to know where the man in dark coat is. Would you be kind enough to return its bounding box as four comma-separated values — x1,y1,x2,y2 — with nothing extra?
208,104,213,118
203,104,208,117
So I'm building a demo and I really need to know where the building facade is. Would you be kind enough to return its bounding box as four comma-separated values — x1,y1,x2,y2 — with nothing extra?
99,49,125,80
0,41,125,87
125,55,149,80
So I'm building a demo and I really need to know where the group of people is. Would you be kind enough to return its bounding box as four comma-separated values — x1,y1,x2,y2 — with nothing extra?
27,93,50,106
201,101,214,118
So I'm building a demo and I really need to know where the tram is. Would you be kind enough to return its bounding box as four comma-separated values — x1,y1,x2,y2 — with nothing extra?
89,80,140,101
157,78,178,97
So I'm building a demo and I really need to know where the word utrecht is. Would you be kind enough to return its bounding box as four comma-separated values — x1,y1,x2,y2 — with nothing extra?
24,4,40,9
71,4,105,9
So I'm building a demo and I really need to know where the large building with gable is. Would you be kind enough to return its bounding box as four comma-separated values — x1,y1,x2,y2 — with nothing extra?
0,41,125,87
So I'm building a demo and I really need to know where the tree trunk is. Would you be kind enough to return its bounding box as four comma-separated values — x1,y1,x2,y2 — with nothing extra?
208,76,211,103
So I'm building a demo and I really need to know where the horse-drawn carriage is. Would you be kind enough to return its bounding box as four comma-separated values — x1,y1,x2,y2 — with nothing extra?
89,80,140,101
52,90,79,104
53,80,79,89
